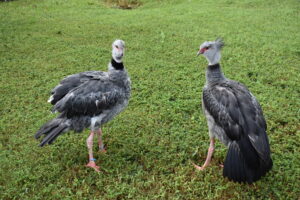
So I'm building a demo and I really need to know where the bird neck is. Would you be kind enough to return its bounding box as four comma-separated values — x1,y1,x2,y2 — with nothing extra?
110,58,124,70
206,63,226,84
205,51,221,65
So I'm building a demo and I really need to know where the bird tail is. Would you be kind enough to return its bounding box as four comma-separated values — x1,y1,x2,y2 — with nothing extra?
35,118,69,147
223,139,272,184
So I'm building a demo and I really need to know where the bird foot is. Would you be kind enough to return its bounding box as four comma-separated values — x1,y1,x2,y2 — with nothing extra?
86,161,100,172
98,146,107,153
192,162,206,171
219,164,224,168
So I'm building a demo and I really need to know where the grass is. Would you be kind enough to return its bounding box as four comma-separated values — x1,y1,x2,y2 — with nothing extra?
0,0,299,199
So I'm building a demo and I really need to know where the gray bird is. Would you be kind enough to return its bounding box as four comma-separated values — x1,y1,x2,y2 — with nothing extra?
194,38,272,183
35,39,131,171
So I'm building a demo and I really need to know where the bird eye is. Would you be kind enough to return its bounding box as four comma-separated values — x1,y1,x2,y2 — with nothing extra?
115,45,119,49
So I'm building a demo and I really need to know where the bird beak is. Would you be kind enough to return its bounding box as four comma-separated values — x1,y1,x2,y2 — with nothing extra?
197,48,206,56
197,49,202,56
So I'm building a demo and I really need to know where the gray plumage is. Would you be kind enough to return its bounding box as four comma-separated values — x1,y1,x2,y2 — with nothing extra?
35,60,131,146
203,64,272,183
199,39,272,183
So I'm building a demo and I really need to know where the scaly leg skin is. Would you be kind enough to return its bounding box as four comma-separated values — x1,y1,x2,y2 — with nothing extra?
193,138,215,171
97,128,106,153
86,131,100,172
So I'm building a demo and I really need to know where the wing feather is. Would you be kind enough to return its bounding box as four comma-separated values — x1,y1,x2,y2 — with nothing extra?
203,84,244,140
53,79,124,117
203,80,271,163
49,71,107,105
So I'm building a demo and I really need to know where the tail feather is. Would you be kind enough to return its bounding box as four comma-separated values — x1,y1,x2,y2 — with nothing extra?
223,141,249,183
35,121,59,139
223,140,272,184
35,118,69,146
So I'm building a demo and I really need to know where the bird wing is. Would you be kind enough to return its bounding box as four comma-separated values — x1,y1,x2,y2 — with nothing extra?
49,71,107,105
53,78,125,117
231,81,270,162
203,80,270,162
203,82,244,141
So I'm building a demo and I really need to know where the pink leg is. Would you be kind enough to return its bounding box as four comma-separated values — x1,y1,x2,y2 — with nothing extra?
193,138,215,171
85,131,100,172
97,128,106,153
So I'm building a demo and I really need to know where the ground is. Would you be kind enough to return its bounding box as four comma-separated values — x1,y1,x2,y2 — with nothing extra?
0,0,299,199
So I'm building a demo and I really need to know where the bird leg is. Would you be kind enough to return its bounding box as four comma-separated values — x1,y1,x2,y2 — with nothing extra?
97,128,106,153
193,138,215,171
86,131,100,172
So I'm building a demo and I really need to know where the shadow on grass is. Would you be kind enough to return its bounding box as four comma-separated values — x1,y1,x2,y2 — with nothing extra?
103,0,142,9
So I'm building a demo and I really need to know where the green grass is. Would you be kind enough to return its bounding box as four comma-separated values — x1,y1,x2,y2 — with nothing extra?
0,0,299,199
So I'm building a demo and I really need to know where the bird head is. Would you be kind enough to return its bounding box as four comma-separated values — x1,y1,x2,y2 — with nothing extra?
197,38,224,65
112,39,125,63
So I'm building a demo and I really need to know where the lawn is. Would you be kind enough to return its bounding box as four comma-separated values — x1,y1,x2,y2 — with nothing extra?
0,0,299,199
